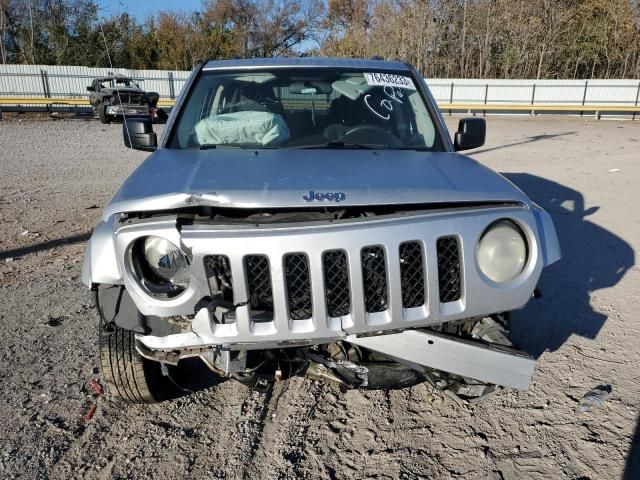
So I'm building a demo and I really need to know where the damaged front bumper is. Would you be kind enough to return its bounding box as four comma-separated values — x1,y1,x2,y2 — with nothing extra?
348,329,535,390
106,105,151,116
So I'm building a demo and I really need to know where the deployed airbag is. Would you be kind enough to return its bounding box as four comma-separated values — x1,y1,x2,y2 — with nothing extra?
195,111,291,146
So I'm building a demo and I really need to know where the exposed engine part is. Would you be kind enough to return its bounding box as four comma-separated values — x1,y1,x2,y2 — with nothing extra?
119,201,521,226
193,295,246,324
135,314,528,399
305,363,345,385
204,255,234,302
199,349,248,374
303,351,370,387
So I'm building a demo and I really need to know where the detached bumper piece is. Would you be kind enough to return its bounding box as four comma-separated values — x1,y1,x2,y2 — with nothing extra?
347,329,535,390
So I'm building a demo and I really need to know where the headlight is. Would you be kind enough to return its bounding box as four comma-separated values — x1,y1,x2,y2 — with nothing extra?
142,236,190,285
129,236,190,297
477,220,527,283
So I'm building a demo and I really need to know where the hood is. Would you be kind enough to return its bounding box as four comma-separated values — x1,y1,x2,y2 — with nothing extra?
104,87,145,95
103,148,530,220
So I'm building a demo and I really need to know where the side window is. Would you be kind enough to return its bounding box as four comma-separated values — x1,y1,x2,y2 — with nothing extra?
200,84,226,119
408,91,435,147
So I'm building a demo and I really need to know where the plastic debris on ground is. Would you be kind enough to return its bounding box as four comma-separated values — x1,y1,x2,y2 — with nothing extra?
83,403,97,421
579,384,612,412
89,379,103,396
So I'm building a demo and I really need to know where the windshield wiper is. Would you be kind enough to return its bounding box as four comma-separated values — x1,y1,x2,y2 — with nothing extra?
289,141,382,150
396,146,433,152
199,143,248,150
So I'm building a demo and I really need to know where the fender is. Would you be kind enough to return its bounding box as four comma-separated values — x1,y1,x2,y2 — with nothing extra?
81,216,122,287
532,204,561,267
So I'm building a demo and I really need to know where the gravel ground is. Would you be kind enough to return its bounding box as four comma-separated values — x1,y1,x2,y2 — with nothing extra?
0,115,638,479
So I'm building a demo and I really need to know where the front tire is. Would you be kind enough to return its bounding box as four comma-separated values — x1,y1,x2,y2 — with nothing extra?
95,285,180,403
98,103,110,124
99,322,179,403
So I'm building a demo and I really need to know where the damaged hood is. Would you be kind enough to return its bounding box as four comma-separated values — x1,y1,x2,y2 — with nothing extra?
104,87,145,95
103,148,530,220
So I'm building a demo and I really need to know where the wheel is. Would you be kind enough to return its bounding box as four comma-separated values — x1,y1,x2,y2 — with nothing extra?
98,103,110,124
340,124,401,147
95,286,180,403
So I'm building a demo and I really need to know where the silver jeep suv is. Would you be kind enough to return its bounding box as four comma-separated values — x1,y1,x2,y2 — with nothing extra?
82,58,560,403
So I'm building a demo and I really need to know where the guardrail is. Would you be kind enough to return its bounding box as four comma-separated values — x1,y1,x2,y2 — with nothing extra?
441,102,640,120
0,97,175,107
1,64,639,119
1,97,638,120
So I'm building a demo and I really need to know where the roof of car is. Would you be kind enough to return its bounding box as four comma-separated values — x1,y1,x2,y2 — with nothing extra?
202,57,410,72
94,74,135,81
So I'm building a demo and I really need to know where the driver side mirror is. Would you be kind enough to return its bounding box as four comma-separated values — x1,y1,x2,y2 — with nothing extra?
86,86,94,92
454,118,485,151
123,117,157,152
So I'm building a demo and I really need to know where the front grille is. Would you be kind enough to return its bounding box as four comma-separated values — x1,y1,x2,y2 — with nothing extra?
361,246,388,313
117,93,146,106
241,240,441,320
244,255,273,311
284,254,313,320
323,250,351,317
437,237,462,303
399,242,425,308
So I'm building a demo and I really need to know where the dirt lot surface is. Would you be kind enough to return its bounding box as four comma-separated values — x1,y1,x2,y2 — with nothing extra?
0,116,638,479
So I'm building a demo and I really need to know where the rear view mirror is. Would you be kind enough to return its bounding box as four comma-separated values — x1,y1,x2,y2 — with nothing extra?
289,81,332,95
454,118,485,151
123,117,157,152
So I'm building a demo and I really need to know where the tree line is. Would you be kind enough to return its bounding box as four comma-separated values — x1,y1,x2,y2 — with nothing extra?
1,0,639,79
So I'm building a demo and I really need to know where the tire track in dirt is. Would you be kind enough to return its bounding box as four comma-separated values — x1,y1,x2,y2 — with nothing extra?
206,381,283,479
243,378,326,479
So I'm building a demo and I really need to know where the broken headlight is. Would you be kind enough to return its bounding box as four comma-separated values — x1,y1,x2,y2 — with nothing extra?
131,236,190,296
476,220,527,283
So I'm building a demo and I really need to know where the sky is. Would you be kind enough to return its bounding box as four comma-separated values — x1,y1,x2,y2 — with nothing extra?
98,0,205,20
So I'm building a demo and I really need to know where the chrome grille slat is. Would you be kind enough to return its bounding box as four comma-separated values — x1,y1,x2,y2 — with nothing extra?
227,254,251,336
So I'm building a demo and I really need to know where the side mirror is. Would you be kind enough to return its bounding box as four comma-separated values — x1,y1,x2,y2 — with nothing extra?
86,86,93,92
146,91,160,108
123,117,157,152
454,118,485,151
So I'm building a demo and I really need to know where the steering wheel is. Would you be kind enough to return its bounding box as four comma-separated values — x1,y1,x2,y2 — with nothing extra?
340,124,400,146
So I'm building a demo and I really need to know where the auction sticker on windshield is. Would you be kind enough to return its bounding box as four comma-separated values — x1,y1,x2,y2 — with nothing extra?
364,72,416,90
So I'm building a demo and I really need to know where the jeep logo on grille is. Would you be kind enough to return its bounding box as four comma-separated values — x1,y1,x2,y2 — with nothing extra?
302,190,346,203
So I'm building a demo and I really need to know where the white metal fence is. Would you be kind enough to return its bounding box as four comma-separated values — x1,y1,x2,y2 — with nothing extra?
426,78,640,107
0,64,639,112
0,64,189,100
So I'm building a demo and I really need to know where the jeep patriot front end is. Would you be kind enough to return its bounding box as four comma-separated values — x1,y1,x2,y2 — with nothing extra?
82,58,560,403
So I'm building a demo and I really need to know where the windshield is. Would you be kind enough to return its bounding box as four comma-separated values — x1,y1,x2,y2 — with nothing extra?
168,68,444,151
101,77,140,89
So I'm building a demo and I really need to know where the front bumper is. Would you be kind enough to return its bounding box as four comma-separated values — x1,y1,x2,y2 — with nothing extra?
106,105,150,116
105,205,558,352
